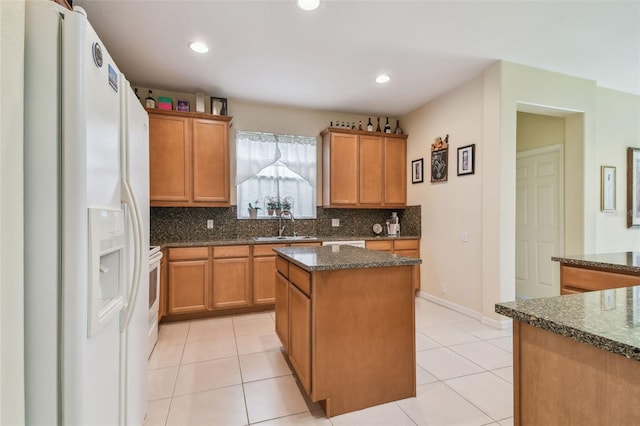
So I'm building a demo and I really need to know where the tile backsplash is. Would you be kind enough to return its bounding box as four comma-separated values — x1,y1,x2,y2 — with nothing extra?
151,206,421,244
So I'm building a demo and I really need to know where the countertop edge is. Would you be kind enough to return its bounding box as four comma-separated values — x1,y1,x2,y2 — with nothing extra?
552,253,640,275
154,235,421,249
495,302,640,362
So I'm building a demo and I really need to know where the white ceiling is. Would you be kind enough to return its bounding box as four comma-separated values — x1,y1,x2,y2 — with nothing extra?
74,0,640,117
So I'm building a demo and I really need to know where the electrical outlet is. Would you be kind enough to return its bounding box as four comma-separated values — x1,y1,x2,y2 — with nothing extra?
461,231,468,242
440,283,447,294
332,218,340,227
207,219,213,229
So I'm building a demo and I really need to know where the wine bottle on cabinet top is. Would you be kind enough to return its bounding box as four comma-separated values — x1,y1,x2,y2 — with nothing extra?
358,120,363,130
384,117,391,133
376,117,381,132
394,120,403,134
145,90,156,108
366,118,373,132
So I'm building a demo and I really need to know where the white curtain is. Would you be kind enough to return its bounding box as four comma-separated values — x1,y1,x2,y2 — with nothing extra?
236,131,316,219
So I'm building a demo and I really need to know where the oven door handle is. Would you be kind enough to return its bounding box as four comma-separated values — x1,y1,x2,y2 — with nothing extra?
149,250,163,264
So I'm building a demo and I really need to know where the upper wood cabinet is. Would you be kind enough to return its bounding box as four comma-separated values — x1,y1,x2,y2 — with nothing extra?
148,109,231,207
322,128,407,208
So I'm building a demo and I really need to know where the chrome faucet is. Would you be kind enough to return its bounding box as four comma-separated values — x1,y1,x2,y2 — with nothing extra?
278,210,296,237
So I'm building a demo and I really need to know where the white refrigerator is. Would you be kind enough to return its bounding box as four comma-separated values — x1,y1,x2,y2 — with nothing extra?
24,1,149,424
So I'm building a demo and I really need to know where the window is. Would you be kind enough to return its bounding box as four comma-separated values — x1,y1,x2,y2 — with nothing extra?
236,131,317,219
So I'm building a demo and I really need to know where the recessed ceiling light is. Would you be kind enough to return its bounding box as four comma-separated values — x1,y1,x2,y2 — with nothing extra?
189,41,209,54
376,74,390,84
297,0,320,11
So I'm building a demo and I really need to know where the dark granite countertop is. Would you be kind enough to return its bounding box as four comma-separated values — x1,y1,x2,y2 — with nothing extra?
496,286,640,361
273,245,422,272
154,235,420,249
552,252,640,274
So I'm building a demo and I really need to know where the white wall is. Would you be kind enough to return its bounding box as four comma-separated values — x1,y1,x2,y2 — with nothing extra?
403,75,485,314
594,87,640,251
0,0,26,423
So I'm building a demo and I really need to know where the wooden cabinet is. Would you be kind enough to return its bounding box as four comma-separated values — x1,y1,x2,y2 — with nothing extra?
288,281,312,394
149,109,231,207
252,244,286,305
366,239,421,291
212,246,250,309
167,247,210,315
322,128,407,208
275,268,289,350
560,264,640,294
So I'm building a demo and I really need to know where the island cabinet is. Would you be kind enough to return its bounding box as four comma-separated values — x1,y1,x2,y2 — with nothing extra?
274,245,418,417
148,109,231,207
553,253,640,295
321,128,407,208
366,239,421,291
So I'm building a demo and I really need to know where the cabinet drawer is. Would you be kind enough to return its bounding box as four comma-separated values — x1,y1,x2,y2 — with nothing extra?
276,256,289,278
213,245,250,258
253,244,286,257
366,240,393,252
168,247,208,261
289,263,311,296
394,239,419,250
561,266,640,292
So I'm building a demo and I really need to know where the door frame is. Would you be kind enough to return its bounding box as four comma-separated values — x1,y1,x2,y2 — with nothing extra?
515,143,565,298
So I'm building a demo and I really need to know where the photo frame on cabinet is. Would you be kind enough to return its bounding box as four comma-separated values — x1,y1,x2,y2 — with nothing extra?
176,99,190,112
411,159,424,184
457,144,475,176
601,166,616,212
627,147,640,228
431,148,448,183
210,96,228,116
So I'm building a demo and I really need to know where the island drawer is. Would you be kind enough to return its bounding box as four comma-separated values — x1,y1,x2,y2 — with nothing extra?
168,247,208,261
289,263,311,296
275,256,289,278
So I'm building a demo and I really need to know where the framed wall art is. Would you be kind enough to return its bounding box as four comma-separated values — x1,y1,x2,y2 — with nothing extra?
601,166,616,212
627,147,640,228
431,148,448,183
457,144,475,176
412,159,424,184
210,96,228,116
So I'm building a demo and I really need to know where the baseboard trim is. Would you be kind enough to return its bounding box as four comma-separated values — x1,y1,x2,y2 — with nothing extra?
418,292,512,330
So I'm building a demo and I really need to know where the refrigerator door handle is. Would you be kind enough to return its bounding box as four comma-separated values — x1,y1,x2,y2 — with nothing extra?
120,179,143,332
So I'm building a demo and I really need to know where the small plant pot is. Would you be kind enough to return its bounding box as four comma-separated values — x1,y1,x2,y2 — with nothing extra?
275,208,282,216
268,209,274,216
249,208,258,219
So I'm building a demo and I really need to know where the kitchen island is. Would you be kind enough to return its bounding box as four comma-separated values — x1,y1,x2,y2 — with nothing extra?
274,245,421,417
553,251,640,294
496,287,640,425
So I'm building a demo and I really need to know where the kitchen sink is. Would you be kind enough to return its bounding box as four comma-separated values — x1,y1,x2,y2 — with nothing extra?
252,236,318,242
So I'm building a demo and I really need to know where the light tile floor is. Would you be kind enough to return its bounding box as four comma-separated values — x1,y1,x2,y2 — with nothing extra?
145,298,514,426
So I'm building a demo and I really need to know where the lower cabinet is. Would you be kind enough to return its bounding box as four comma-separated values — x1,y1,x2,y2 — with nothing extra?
275,270,289,350
253,244,286,305
167,247,210,315
288,282,312,394
365,239,421,291
212,246,251,309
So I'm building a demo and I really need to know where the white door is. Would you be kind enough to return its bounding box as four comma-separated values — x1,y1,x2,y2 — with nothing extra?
515,145,564,299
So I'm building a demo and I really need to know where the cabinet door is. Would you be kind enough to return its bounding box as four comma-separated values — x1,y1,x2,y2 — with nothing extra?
275,272,289,350
384,137,407,205
326,133,358,206
149,114,191,203
359,135,384,205
168,259,209,314
253,256,277,305
192,118,229,205
212,257,250,309
288,283,311,394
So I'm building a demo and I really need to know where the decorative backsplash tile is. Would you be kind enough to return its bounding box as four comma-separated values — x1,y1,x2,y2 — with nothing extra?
151,206,421,244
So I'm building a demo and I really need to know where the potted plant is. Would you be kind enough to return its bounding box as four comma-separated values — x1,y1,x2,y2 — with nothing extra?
266,197,277,216
281,198,292,211
248,200,261,219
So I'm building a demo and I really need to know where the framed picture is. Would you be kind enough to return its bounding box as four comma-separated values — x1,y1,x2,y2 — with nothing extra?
176,99,190,112
210,96,228,116
601,166,616,211
411,159,424,183
457,144,475,176
627,147,640,228
431,148,448,183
